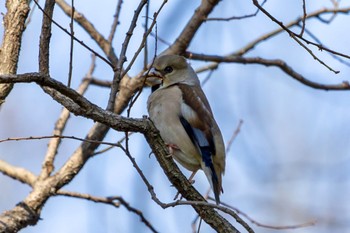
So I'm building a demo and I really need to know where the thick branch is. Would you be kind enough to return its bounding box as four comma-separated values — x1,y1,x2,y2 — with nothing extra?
0,73,239,232
0,0,29,105
38,0,56,74
165,0,221,55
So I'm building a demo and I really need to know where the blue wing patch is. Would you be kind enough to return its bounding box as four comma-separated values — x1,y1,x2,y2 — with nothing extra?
179,116,220,203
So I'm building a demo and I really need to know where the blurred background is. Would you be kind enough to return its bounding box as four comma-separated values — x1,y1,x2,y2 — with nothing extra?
1,0,350,232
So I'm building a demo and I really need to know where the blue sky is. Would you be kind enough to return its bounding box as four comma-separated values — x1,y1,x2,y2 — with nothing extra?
1,0,350,232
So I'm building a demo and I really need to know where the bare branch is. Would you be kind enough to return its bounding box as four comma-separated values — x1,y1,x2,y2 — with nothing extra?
108,0,123,43
57,191,159,233
165,0,221,55
34,0,114,68
236,6,350,56
84,77,112,87
39,55,96,180
299,25,350,67
0,160,36,186
206,0,267,21
0,68,242,232
209,197,316,230
187,52,350,90
121,0,168,78
38,0,55,74
299,0,307,37
0,135,121,148
226,120,243,154
67,0,74,87
106,0,148,112
0,0,29,105
55,0,118,66
252,0,348,73
154,200,253,233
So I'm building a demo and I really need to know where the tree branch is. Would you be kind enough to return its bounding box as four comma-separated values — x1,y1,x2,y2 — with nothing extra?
55,0,119,66
0,72,240,232
0,0,29,105
57,191,158,233
0,160,36,187
187,52,350,91
165,0,221,55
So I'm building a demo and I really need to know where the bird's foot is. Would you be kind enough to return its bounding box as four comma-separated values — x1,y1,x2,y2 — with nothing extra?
165,143,179,157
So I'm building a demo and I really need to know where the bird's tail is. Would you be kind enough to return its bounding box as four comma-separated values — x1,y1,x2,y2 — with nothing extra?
201,151,221,205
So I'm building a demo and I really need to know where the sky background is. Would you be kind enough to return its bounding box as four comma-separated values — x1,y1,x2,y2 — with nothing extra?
1,0,350,232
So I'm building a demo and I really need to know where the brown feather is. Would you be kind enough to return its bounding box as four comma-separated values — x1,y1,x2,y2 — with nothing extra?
177,83,216,154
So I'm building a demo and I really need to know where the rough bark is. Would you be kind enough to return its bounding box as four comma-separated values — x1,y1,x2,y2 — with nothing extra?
0,0,29,106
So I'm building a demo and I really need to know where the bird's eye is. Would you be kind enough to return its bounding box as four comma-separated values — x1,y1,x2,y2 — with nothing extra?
164,66,173,74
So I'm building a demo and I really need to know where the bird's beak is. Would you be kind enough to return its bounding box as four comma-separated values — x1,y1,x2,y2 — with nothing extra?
144,67,163,88
147,67,163,79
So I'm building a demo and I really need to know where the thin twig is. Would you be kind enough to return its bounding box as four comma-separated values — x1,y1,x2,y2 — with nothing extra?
206,0,267,21
34,0,114,68
121,0,168,78
143,2,150,70
84,77,112,87
92,132,133,156
150,31,171,46
39,57,96,179
299,25,350,67
299,0,307,37
106,0,148,112
57,191,158,233
200,69,215,86
108,0,123,43
67,0,74,87
124,1,167,116
226,120,243,154
0,135,121,148
252,0,347,74
195,7,350,75
25,0,38,27
161,200,255,233
237,6,350,56
208,197,316,230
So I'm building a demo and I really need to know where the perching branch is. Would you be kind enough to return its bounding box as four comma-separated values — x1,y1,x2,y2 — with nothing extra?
0,72,240,232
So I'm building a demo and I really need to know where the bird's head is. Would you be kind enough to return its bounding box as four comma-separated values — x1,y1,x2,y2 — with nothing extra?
148,55,200,88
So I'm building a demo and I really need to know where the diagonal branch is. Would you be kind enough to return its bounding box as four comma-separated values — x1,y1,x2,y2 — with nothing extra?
55,0,119,66
165,0,221,55
236,6,350,56
0,72,239,232
252,0,349,73
106,0,148,112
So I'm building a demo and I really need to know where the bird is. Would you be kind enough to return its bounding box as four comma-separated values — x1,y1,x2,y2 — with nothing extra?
147,54,226,204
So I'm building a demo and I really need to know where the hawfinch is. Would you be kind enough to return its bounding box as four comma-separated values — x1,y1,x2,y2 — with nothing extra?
147,55,225,204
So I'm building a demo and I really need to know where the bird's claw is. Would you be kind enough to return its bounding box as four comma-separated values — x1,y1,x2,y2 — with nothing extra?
165,143,179,157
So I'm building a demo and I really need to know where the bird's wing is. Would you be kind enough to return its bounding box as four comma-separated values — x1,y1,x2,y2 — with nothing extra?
177,83,221,203
177,84,215,153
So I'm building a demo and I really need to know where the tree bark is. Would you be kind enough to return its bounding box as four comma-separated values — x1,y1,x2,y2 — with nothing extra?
0,0,29,106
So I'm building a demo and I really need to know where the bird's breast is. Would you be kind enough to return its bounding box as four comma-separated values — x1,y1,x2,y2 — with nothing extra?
147,86,202,170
